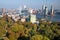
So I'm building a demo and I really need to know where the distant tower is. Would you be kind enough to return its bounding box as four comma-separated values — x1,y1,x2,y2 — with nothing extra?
1,8,6,16
24,5,27,9
1,8,6,13
51,5,54,15
45,6,48,15
42,5,45,15
19,6,22,15
30,9,33,14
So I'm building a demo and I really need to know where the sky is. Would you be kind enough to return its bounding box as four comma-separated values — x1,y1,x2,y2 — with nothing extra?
0,0,60,10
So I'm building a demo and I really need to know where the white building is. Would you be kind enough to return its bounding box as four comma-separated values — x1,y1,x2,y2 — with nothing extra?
7,13,12,17
11,13,20,22
30,14,36,23
21,18,26,22
28,8,33,14
0,15,3,17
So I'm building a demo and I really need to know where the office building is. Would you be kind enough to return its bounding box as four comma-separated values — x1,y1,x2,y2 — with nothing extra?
19,6,22,15
30,14,36,23
42,5,45,15
51,5,54,15
45,6,48,15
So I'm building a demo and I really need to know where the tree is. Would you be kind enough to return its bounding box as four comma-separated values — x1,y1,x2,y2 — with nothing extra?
30,34,50,40
0,26,6,37
11,23,24,32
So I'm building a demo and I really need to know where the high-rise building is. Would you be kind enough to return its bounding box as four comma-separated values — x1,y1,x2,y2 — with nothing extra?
51,5,54,15
19,6,22,15
24,5,27,9
42,5,48,16
42,5,45,15
30,14,36,23
1,8,6,13
1,8,7,16
45,6,48,15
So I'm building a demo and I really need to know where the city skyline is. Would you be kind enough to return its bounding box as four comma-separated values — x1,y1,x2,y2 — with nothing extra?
0,0,60,10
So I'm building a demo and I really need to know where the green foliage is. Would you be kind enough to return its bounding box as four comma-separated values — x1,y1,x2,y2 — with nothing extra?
0,15,60,40
0,26,6,37
30,34,50,40
1,37,9,40
11,23,24,32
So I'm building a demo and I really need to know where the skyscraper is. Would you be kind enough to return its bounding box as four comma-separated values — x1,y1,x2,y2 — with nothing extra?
42,5,45,15
19,6,22,15
1,8,6,13
51,5,54,15
42,5,48,16
1,8,7,16
45,6,48,15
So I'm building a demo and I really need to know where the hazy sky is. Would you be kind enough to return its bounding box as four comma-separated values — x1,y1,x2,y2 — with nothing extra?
0,0,60,9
